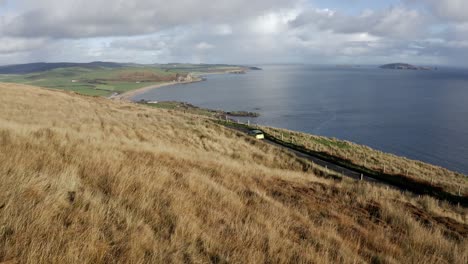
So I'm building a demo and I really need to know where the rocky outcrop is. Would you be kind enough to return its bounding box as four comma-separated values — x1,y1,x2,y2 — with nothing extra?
176,73,195,82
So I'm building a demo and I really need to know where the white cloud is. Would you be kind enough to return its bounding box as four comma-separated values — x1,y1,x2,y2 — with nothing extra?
1,0,297,38
195,42,214,50
292,6,428,39
110,37,168,51
212,24,233,36
1,0,468,66
0,37,47,54
250,9,300,36
413,0,468,22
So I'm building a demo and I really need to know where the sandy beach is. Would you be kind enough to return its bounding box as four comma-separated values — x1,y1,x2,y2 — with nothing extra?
111,77,203,101
110,69,246,101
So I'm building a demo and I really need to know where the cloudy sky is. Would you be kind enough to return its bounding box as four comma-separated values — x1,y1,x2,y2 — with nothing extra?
1,0,468,65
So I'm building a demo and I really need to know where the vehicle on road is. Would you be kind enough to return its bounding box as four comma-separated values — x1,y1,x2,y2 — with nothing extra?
248,129,265,139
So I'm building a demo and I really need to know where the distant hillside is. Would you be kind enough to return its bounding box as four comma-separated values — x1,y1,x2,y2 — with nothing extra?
380,63,431,70
0,62,258,75
0,61,124,74
0,63,251,97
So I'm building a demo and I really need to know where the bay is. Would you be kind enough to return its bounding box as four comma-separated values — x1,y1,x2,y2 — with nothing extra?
133,65,468,175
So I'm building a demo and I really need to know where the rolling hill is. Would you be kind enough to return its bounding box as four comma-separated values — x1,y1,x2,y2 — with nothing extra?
0,63,251,97
0,61,124,74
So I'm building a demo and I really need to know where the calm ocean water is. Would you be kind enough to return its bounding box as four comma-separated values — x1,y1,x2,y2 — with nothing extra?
133,65,468,175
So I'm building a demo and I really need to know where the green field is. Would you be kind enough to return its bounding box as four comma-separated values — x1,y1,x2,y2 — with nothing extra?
139,101,260,118
0,64,246,97
0,67,171,96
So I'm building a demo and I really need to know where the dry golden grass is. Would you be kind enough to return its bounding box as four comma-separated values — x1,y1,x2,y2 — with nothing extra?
0,83,467,264
261,127,467,195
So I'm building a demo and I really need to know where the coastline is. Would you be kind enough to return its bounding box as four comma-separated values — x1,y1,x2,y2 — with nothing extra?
110,77,203,101
110,68,252,101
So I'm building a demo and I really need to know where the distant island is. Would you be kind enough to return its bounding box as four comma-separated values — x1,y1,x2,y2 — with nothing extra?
380,63,432,70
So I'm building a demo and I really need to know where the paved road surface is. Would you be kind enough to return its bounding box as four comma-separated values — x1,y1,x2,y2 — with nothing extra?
230,124,378,183
223,123,466,206
266,139,378,182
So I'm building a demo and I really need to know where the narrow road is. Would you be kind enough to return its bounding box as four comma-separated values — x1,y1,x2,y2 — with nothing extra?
266,139,378,182
222,122,467,206
231,124,377,182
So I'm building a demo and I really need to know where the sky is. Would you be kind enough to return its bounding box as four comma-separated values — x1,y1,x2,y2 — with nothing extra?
1,0,468,66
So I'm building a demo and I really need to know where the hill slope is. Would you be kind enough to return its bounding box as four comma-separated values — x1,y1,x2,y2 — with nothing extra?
0,83,466,263
0,63,249,97
0,61,124,74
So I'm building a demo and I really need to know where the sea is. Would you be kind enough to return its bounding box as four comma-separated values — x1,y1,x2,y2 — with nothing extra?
133,65,468,175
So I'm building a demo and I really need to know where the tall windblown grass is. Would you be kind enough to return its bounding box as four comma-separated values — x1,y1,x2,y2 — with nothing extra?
0,83,466,263
261,127,467,195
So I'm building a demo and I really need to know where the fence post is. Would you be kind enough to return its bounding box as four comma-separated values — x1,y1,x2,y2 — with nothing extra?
247,120,250,126
360,174,363,181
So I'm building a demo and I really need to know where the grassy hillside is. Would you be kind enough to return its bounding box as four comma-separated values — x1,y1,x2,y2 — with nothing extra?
137,101,467,197
0,66,181,97
0,83,467,263
259,127,467,196
0,64,248,97
0,62,123,74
